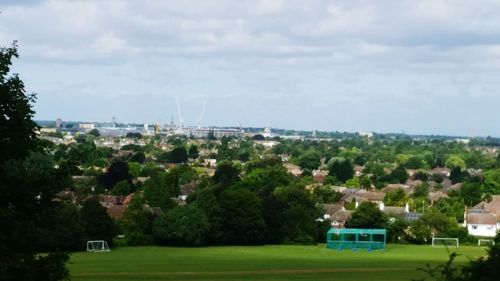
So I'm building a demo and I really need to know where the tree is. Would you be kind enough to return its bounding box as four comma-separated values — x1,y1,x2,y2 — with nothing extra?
118,195,154,245
386,218,409,243
219,188,267,244
88,128,100,137
313,185,343,203
445,155,466,170
407,211,455,244
111,180,132,195
80,199,118,246
0,43,69,281
98,161,132,189
345,177,360,188
384,188,409,206
236,165,291,196
0,43,39,162
130,151,146,164
188,145,199,159
388,165,409,184
298,149,321,170
213,161,240,186
482,169,500,195
142,175,176,211
460,182,483,207
37,203,87,252
413,182,430,198
194,186,225,243
153,205,210,246
271,185,320,244
359,175,372,189
328,158,354,183
128,162,142,178
346,202,387,229
450,167,467,184
168,147,188,163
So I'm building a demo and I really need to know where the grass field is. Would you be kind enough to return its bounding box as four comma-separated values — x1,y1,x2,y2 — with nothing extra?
69,244,488,281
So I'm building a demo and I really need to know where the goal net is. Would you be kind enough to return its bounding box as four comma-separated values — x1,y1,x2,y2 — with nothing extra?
87,240,110,252
478,239,495,247
432,237,459,248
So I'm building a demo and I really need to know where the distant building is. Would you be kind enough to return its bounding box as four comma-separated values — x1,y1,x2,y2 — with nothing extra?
79,123,95,130
181,127,243,139
358,131,374,138
56,118,62,129
262,127,274,138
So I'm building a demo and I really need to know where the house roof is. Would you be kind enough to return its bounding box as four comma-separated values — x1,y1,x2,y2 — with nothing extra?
122,193,134,205
383,206,406,216
381,184,409,194
405,212,422,221
330,209,352,222
107,205,126,219
471,195,500,215
55,190,80,201
467,212,497,225
428,192,449,202
341,191,385,202
283,163,303,176
322,204,343,215
431,167,451,175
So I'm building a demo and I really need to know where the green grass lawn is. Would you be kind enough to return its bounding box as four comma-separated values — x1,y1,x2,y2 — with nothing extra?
69,244,488,281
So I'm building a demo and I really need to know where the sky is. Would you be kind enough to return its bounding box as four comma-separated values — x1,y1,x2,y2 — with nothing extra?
1,0,500,136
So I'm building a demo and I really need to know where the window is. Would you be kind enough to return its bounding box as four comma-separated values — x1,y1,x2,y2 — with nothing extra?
372,234,385,242
358,233,370,242
329,233,340,241
344,233,356,241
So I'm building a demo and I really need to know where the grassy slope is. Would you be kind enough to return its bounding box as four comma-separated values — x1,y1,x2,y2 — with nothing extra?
69,244,487,281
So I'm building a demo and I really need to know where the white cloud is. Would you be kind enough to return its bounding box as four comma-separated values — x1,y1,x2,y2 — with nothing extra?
1,0,500,135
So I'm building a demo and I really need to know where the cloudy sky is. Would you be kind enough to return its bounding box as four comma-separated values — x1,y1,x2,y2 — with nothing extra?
1,0,500,136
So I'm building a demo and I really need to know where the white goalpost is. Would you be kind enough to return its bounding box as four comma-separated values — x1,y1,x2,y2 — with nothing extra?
432,237,459,248
478,239,495,247
86,240,110,252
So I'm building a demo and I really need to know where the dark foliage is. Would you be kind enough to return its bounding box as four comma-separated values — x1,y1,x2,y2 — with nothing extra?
346,202,387,229
98,161,132,189
80,199,118,246
0,43,70,281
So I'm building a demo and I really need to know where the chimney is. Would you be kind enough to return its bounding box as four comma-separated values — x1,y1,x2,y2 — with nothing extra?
463,206,468,227
405,203,409,213
379,202,385,211
341,200,346,211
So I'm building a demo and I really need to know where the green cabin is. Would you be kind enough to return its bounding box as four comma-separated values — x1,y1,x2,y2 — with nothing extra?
326,228,386,250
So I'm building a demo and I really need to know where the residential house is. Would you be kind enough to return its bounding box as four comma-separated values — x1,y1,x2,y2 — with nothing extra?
322,203,352,228
464,195,500,237
283,163,303,177
312,170,328,183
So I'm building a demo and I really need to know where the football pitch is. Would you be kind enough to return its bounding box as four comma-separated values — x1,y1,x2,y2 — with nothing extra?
69,244,487,281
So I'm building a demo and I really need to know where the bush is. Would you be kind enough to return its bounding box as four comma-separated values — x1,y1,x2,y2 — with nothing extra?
152,205,209,246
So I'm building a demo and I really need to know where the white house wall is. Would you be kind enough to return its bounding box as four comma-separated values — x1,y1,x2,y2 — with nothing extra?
467,224,498,237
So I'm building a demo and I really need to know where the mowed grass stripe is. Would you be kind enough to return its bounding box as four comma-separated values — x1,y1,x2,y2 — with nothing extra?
69,245,487,281
74,267,415,276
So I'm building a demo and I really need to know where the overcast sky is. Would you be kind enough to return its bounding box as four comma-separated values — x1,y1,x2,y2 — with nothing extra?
1,0,500,136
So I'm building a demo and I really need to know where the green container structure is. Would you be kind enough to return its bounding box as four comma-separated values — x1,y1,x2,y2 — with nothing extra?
326,228,386,250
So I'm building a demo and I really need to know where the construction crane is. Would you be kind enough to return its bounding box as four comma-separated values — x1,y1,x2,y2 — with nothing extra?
197,101,207,129
176,97,184,133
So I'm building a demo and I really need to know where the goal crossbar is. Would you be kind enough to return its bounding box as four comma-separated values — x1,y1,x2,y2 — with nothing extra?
86,240,110,252
432,237,459,247
478,239,495,247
